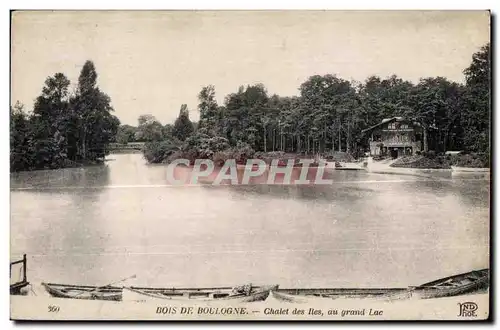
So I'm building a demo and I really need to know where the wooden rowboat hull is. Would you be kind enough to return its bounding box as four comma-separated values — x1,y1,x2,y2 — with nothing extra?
270,269,489,302
42,283,123,301
412,269,489,299
123,285,277,303
451,166,490,173
413,279,489,299
271,288,410,303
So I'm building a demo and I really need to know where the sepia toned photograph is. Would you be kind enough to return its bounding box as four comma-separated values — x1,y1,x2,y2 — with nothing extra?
9,10,491,321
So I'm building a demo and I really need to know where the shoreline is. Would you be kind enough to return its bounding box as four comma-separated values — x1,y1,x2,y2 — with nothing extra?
10,292,489,321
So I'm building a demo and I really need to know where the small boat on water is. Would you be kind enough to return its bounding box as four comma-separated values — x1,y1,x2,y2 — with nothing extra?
123,284,277,303
269,288,410,303
451,166,490,173
41,283,123,301
411,268,489,299
333,161,367,171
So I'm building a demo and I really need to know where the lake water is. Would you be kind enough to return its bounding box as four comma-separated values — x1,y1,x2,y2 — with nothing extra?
10,153,490,289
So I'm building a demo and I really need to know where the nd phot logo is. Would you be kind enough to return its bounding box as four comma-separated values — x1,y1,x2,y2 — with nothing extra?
457,302,478,317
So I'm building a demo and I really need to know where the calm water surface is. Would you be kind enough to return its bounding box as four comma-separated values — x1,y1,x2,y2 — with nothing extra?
10,154,490,288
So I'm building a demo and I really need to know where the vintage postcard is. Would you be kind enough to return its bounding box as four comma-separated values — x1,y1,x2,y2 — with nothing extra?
10,10,491,321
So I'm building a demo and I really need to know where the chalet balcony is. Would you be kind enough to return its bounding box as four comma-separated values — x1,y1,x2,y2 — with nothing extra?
369,141,422,156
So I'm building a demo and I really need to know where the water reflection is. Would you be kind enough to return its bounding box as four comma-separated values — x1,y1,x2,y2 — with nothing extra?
10,154,489,288
10,164,111,190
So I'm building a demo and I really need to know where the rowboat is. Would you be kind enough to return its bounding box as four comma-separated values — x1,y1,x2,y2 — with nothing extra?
411,269,489,299
123,284,277,302
333,162,367,171
451,166,490,173
41,282,123,301
269,290,309,303
269,288,410,303
334,167,366,171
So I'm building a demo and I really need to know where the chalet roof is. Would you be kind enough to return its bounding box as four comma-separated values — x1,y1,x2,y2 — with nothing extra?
361,117,404,134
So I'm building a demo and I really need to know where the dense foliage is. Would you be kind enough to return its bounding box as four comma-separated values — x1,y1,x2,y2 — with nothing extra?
10,61,120,171
11,45,489,170
139,44,490,164
172,104,194,141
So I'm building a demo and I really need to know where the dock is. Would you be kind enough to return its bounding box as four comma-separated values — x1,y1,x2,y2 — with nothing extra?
10,254,29,295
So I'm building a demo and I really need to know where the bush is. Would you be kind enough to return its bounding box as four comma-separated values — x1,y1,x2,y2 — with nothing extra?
254,151,264,160
232,141,255,164
422,150,436,159
184,133,230,159
323,151,355,162
390,155,451,169
212,151,233,167
451,153,490,168
164,149,197,165
254,151,285,165
143,140,179,163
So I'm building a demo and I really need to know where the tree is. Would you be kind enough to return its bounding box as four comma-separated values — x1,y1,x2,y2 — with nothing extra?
162,124,174,139
11,61,119,171
116,124,138,144
197,85,221,136
136,114,163,141
358,75,413,127
128,45,490,164
462,43,490,153
31,73,72,168
172,104,194,141
10,102,32,171
299,74,359,153
78,60,98,94
221,84,270,150
71,60,120,160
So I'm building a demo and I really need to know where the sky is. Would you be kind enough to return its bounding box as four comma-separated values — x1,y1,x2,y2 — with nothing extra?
11,10,490,126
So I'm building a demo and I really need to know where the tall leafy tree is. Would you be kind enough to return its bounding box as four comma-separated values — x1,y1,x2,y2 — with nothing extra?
136,114,164,141
462,43,490,152
30,73,71,168
10,102,32,171
116,124,138,144
162,124,174,139
197,85,221,136
71,60,120,160
172,104,194,141
299,74,359,153
222,84,270,149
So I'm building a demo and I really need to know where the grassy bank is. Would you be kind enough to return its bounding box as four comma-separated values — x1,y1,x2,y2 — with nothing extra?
390,152,489,169
108,149,143,154
141,133,358,167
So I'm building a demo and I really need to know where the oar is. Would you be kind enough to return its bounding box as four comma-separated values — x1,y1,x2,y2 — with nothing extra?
74,274,137,297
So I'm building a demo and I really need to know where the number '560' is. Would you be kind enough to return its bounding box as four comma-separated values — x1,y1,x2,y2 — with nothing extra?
48,305,60,313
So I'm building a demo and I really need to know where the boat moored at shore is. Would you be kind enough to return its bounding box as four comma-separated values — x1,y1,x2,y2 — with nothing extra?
269,288,411,303
41,283,123,301
122,284,278,302
410,269,489,300
268,268,490,303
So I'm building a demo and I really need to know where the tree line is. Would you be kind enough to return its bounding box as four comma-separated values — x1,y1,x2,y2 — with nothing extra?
10,44,489,171
136,43,489,164
10,61,120,172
